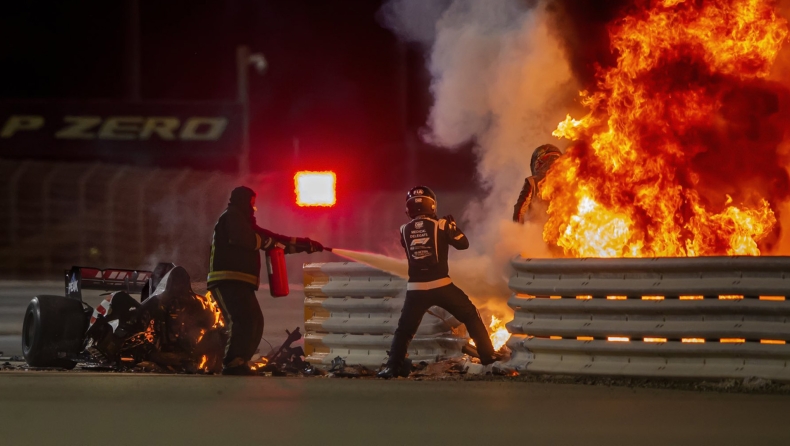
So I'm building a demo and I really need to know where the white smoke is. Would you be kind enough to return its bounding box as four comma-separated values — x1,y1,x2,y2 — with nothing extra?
379,0,578,310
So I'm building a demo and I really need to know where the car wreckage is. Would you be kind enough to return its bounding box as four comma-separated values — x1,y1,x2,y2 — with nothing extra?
21,263,311,374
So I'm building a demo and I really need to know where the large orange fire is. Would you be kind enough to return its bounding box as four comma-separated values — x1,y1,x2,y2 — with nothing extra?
543,0,790,257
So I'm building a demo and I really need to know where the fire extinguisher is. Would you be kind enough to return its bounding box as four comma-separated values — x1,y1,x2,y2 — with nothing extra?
265,247,290,297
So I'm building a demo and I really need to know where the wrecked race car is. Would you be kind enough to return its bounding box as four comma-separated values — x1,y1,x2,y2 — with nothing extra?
22,263,227,373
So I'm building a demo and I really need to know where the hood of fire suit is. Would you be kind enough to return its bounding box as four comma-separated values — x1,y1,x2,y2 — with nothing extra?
228,186,256,218
530,144,562,177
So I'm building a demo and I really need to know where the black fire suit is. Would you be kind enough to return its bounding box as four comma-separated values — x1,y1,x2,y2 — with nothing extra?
385,215,497,369
207,186,319,368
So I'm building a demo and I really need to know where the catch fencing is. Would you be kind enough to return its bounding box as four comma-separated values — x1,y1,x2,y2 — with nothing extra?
0,158,474,281
504,256,790,381
303,262,468,369
0,159,248,278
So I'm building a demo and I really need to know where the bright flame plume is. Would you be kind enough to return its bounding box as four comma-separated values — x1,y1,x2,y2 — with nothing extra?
544,0,788,257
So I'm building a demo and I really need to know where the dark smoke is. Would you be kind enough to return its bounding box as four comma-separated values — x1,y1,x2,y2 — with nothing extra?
545,0,631,88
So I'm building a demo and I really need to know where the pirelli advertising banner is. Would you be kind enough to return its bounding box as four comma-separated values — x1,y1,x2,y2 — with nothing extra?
0,102,243,170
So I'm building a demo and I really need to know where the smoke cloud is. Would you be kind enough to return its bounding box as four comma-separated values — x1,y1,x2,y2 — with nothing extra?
379,0,578,311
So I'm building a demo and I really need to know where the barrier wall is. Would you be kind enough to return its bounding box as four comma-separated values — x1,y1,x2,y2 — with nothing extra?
303,262,468,369
504,256,790,381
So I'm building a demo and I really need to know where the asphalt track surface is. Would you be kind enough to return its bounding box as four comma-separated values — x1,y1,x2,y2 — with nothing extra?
1,373,790,445
2,282,790,445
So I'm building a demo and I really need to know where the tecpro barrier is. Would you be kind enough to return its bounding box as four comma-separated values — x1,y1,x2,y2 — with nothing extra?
504,256,790,381
303,262,468,369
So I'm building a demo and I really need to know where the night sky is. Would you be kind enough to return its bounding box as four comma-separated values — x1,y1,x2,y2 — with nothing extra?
0,0,477,191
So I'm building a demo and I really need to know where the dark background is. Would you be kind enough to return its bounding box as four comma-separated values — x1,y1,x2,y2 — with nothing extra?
0,0,477,192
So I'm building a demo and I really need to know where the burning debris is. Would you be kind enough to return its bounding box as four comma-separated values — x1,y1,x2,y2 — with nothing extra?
82,267,228,374
544,0,790,257
250,328,318,376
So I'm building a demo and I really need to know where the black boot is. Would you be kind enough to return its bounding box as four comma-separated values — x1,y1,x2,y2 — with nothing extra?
376,359,412,379
478,350,505,366
376,366,397,379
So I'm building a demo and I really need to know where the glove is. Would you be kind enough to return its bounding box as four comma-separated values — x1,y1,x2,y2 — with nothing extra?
443,215,460,235
294,237,324,253
308,239,324,253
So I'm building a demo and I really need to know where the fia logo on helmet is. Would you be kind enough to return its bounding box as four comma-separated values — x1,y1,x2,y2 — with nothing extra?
415,189,424,195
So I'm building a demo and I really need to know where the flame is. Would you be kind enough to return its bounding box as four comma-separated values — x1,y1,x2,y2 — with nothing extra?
682,338,706,343
468,315,512,352
250,356,269,371
644,337,668,342
199,291,225,329
198,355,207,370
544,0,788,258
720,338,747,343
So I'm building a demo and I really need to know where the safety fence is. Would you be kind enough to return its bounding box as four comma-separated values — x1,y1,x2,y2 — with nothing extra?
0,159,258,278
504,256,790,381
303,262,468,369
0,158,474,281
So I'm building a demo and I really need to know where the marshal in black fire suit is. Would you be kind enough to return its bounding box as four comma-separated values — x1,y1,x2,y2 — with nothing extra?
208,186,323,375
378,186,497,378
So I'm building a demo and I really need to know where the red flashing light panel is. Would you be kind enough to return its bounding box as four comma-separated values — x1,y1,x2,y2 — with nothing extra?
295,171,336,207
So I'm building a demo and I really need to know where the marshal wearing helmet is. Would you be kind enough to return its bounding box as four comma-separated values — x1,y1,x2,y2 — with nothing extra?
377,186,499,378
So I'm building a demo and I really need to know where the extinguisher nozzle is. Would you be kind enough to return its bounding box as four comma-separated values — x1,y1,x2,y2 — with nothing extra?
324,247,333,252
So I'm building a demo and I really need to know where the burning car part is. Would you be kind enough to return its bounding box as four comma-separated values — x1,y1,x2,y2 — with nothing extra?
23,263,227,373
544,0,790,258
82,266,227,373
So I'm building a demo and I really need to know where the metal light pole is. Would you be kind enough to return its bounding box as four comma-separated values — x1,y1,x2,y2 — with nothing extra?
236,45,267,178
125,0,141,102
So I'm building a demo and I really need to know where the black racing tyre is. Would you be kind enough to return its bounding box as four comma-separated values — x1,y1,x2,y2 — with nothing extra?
22,295,87,369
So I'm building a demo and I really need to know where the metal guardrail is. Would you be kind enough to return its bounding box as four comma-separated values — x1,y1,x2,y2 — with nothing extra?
303,262,468,369
504,256,790,381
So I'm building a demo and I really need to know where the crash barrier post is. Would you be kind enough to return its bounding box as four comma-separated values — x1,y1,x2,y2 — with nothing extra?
505,256,790,381
303,262,468,369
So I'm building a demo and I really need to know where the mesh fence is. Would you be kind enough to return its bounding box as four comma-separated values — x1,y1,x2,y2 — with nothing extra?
0,159,474,281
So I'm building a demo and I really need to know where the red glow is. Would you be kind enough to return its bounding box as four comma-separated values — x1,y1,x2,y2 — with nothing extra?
295,171,336,207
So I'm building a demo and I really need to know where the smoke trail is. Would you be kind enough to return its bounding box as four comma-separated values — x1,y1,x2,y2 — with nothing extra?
378,0,577,312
